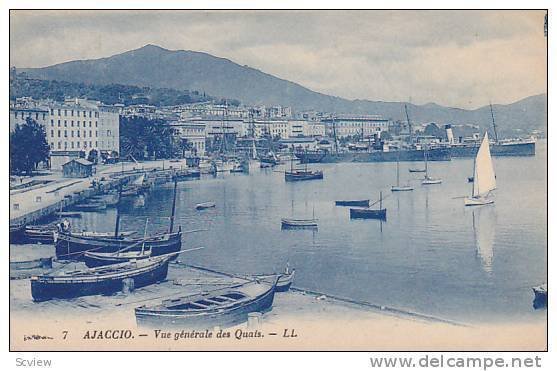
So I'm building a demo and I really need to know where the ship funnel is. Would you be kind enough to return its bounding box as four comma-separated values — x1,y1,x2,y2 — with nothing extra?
445,124,455,144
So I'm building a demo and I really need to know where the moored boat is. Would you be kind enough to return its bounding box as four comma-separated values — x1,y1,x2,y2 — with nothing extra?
335,199,370,207
281,218,318,229
349,192,387,220
73,202,107,211
24,224,58,244
135,278,279,329
195,202,216,210
31,255,172,302
465,132,497,206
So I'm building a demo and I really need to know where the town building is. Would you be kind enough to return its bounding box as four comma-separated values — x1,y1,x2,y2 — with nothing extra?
170,121,207,156
62,158,94,178
9,105,49,132
322,115,390,139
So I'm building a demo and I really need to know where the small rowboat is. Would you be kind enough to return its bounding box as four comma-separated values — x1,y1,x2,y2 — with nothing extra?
281,218,318,229
10,257,53,270
55,211,82,218
533,284,547,309
196,202,216,210
24,224,57,244
254,268,295,292
135,278,279,329
349,207,387,220
408,168,426,173
335,199,370,207
73,202,107,211
82,250,151,268
31,255,172,302
284,170,323,182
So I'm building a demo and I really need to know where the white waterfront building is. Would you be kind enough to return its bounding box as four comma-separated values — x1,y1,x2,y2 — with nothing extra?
170,121,207,156
322,115,390,138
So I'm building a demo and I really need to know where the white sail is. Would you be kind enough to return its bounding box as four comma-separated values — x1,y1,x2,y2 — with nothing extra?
472,133,496,197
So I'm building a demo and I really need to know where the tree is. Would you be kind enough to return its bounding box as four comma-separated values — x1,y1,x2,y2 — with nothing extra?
87,149,99,164
10,118,50,175
119,116,178,160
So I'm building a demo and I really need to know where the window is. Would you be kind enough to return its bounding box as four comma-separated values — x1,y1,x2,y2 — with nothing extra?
71,110,74,116
77,111,80,117
77,121,80,127
50,109,54,115
95,121,98,127
57,109,61,116
71,142,74,149
64,130,67,137
50,143,54,149
71,131,74,137
89,141,92,147
71,121,74,127
83,111,86,117
77,131,80,137
89,121,92,127
95,141,98,147
77,142,80,148
64,110,67,116
89,130,92,137
83,131,86,138
58,142,61,149
64,142,68,149
57,120,61,127
95,131,98,137
51,120,54,126
35,113,39,120
64,120,67,127
89,111,92,118
50,130,54,137
57,130,61,137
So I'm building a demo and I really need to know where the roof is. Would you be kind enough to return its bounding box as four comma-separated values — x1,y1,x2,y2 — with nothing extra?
63,158,93,167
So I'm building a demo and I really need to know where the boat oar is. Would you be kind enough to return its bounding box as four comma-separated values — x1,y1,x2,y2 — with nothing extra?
152,246,206,260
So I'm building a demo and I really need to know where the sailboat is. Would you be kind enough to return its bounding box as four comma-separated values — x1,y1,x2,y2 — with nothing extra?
465,133,496,206
391,153,414,191
421,146,442,185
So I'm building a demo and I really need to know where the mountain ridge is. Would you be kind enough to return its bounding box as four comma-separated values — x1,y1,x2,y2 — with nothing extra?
17,44,547,136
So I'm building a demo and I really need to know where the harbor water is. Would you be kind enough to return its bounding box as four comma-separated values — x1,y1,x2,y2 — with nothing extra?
11,141,547,324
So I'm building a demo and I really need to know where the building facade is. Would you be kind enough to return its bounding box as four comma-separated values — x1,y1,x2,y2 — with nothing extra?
322,115,390,138
170,122,207,156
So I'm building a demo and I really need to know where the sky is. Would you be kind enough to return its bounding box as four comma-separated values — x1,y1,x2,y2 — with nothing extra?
9,10,547,109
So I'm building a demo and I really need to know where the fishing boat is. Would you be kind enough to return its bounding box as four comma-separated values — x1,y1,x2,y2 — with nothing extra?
281,218,318,229
55,211,82,218
31,255,173,302
350,192,387,220
24,224,58,244
465,133,497,206
195,202,216,210
421,146,442,185
253,266,295,292
135,278,279,329
391,153,414,192
10,257,52,270
284,160,323,182
121,175,146,198
55,180,182,259
73,201,107,211
335,199,370,207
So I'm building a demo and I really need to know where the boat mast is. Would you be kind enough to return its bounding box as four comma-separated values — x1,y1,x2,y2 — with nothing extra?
114,185,123,237
396,151,400,187
379,191,383,210
404,104,413,145
471,155,477,198
490,103,498,144
424,145,429,177
140,218,149,255
169,178,178,233
332,116,339,154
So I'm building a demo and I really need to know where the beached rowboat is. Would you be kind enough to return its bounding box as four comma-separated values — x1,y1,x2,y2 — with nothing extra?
31,255,172,302
135,278,278,329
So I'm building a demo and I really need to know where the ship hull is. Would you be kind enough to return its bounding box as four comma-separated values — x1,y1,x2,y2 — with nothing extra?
296,147,451,163
451,142,535,157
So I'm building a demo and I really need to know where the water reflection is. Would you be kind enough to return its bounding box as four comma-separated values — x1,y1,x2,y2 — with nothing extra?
472,206,496,274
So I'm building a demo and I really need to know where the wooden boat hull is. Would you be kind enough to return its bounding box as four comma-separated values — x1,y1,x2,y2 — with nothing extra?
391,186,414,192
281,219,318,229
55,231,182,260
285,171,323,182
31,258,170,302
135,281,277,329
422,179,442,185
408,169,426,173
82,251,151,268
73,203,107,211
464,197,494,206
350,208,387,220
335,200,370,207
10,257,52,270
196,203,216,210
24,227,56,244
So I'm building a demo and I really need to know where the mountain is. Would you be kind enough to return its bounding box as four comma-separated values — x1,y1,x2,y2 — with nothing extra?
18,44,546,136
